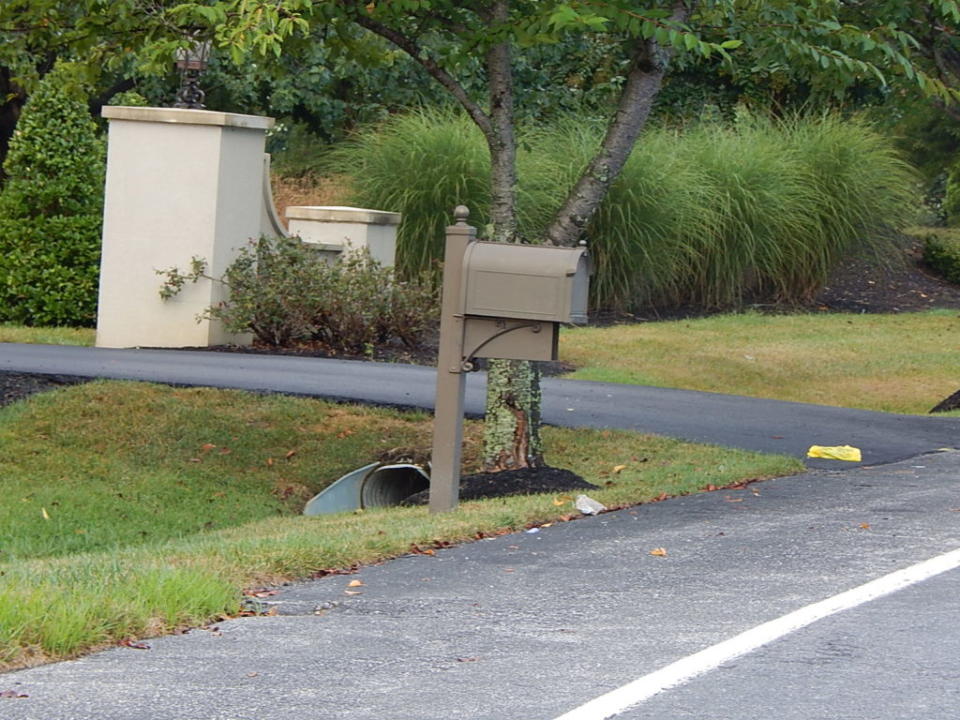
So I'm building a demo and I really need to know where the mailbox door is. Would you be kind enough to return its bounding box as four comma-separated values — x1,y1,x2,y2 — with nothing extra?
461,242,588,324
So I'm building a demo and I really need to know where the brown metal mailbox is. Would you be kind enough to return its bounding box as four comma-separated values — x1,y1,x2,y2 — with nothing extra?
460,242,590,325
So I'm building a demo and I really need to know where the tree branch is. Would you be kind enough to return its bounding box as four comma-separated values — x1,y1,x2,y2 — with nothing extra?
350,11,495,142
543,0,696,246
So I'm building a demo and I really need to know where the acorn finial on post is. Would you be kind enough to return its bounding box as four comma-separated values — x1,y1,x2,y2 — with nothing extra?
454,205,470,225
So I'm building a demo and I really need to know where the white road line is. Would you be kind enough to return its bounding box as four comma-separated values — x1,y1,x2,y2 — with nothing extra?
552,546,960,720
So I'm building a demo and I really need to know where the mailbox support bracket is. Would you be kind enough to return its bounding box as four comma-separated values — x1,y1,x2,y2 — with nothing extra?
460,319,544,371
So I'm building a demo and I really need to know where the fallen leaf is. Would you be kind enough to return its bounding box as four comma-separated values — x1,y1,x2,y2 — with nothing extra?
705,484,718,491
245,588,278,598
552,495,573,506
456,657,479,663
409,545,436,556
266,458,274,467
650,547,668,557
0,690,28,699
120,638,150,650
344,590,363,596
200,443,217,452
724,496,743,503
612,464,627,474
218,448,232,455
188,457,201,463
347,579,364,588
336,430,354,439
41,507,50,520
246,672,259,678
859,522,871,530
285,450,297,460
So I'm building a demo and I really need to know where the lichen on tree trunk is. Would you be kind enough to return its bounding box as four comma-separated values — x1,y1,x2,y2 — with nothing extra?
482,358,544,471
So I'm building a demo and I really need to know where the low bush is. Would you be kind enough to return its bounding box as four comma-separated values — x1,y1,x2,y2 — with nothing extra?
160,236,439,352
0,63,105,326
921,228,960,285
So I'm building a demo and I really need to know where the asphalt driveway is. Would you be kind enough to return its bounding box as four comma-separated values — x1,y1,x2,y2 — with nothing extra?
0,342,957,468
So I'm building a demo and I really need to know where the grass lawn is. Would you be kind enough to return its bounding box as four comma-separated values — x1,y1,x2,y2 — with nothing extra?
560,310,960,415
0,323,95,346
0,380,800,670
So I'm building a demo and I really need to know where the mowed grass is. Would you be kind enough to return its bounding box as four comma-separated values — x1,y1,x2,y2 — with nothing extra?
0,323,94,345
0,380,800,669
560,310,960,414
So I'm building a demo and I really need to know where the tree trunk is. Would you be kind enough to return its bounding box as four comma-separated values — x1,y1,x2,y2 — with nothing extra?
483,359,544,470
480,0,545,471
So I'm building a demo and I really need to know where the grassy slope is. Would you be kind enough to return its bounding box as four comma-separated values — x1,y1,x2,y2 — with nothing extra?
0,381,800,668
561,310,960,415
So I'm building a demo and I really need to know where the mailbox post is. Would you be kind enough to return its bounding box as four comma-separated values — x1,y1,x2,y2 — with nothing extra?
430,207,476,513
429,206,590,513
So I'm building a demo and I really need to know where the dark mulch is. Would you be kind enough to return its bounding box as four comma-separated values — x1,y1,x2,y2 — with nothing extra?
401,466,597,505
0,372,90,408
811,235,960,314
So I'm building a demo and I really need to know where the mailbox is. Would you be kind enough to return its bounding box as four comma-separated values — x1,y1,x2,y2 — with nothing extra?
461,242,590,325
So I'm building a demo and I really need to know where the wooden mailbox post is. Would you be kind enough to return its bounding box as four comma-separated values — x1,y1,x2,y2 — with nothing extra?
429,206,590,513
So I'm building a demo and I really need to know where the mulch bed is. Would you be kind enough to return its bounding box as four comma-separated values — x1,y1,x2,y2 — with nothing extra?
401,466,598,505
2,234,959,497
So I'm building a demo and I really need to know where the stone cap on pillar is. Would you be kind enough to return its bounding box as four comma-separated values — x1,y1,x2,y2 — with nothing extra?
102,106,275,130
285,205,401,226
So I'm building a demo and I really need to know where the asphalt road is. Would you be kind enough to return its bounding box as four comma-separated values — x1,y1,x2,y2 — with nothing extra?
2,343,959,718
0,343,958,468
4,451,959,719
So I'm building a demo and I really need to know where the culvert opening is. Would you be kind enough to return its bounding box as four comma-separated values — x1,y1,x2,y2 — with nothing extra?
360,465,431,508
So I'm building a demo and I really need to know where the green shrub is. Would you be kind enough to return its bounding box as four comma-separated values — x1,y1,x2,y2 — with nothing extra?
944,162,960,227
0,63,106,326
922,229,960,284
337,109,920,311
160,237,439,352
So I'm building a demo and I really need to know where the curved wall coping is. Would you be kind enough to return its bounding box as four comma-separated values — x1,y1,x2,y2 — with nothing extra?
286,205,401,225
102,106,275,130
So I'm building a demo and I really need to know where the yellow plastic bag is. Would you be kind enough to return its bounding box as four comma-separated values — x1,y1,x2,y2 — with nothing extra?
807,445,862,462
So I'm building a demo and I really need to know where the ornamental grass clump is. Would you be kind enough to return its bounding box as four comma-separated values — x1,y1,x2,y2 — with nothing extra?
0,63,105,326
338,108,919,311
331,109,490,278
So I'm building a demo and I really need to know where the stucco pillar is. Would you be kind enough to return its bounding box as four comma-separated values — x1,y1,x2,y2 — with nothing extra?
96,106,274,348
